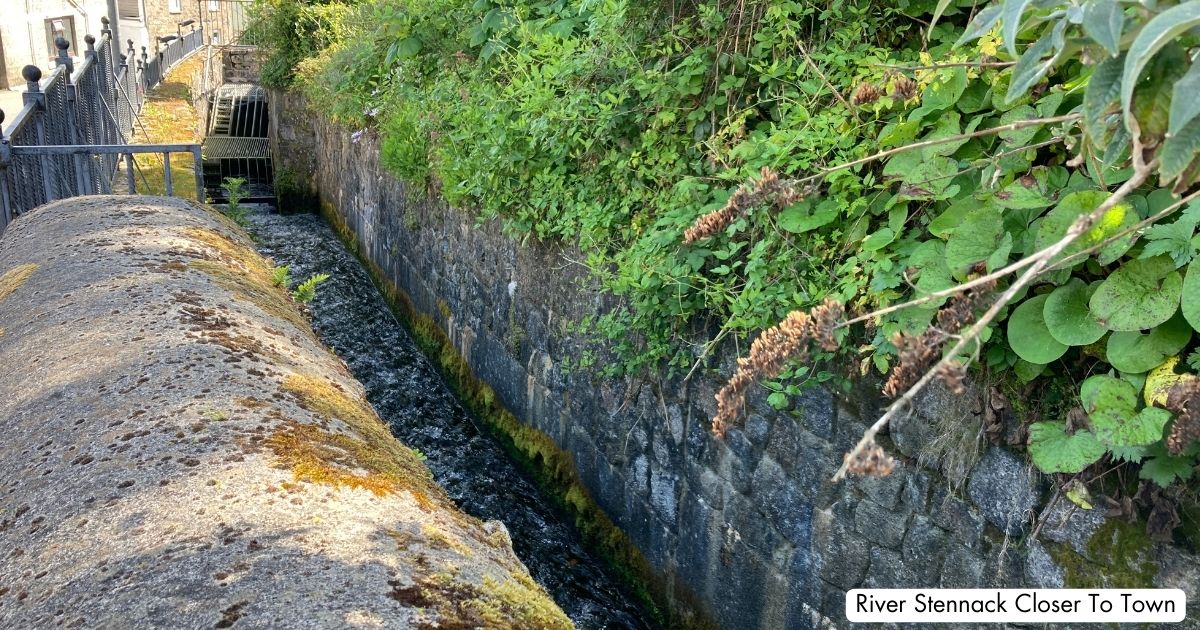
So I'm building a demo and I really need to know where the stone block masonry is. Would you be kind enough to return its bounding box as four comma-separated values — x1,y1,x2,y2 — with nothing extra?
271,90,1200,629
0,196,569,629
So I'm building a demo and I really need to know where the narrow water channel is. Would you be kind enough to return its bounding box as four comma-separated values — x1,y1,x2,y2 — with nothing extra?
247,211,651,629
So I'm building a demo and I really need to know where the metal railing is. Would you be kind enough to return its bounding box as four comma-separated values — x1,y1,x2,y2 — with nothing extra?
0,18,207,233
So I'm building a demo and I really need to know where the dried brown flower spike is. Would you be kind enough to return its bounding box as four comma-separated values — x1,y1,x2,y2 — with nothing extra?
881,274,997,399
712,298,844,436
683,166,802,244
852,82,882,106
1165,379,1200,455
843,441,896,477
891,76,918,101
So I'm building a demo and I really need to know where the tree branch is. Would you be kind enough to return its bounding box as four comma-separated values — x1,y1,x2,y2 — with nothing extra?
831,149,1154,482
793,113,1081,187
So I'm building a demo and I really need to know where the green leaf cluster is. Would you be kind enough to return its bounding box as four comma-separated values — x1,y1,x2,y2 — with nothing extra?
247,0,1200,489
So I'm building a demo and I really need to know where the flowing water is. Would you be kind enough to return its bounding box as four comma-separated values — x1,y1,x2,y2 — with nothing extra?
248,211,651,629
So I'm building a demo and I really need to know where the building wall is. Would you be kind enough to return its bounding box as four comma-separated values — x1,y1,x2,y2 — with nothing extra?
0,0,110,89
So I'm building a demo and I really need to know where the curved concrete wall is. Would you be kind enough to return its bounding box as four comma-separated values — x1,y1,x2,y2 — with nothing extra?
0,196,569,629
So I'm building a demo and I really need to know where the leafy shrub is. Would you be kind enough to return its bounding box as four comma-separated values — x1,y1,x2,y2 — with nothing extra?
249,0,1200,510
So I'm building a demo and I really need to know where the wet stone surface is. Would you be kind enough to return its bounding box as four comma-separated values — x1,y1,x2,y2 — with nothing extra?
249,211,650,629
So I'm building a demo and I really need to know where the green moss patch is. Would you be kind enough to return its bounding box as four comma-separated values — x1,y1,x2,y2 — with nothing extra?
277,373,447,510
1047,518,1157,588
389,571,571,630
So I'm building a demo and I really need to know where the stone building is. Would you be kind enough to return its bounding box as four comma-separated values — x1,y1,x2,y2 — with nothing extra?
0,1,111,89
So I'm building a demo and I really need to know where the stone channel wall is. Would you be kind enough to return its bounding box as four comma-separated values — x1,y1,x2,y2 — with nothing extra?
271,91,1200,629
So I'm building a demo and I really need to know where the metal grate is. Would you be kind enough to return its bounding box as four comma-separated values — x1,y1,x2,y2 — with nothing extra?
202,136,269,159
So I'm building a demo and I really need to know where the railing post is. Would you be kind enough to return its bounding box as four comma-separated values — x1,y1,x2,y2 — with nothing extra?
22,66,53,203
56,37,90,196
0,109,12,229
163,153,173,196
55,36,74,75
125,153,135,194
100,16,115,73
193,145,204,202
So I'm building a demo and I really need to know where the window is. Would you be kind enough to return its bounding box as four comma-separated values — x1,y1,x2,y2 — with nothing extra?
209,0,219,11
168,0,182,13
44,16,77,62
118,0,142,19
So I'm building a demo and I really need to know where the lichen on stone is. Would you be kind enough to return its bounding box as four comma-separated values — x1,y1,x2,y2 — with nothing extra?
0,263,37,304
184,227,311,333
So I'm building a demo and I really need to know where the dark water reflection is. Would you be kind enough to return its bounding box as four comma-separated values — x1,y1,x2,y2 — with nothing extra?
249,212,650,629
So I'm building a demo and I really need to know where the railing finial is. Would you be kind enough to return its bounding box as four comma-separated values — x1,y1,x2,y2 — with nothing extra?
55,37,73,73
22,65,42,89
22,66,45,110
100,16,111,38
85,34,96,57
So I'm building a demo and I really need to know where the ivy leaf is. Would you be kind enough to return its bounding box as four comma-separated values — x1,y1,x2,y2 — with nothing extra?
1015,358,1047,382
1028,422,1107,474
998,105,1039,146
946,206,1005,275
1181,257,1200,332
1095,407,1172,447
778,199,838,234
1007,20,1068,104
994,176,1052,210
1008,294,1069,364
1081,0,1124,57
914,68,968,118
1121,1,1200,134
1090,256,1183,331
1081,375,1138,422
862,227,897,251
1084,53,1124,142
1044,278,1107,346
1034,190,1135,266
1144,356,1197,407
1169,61,1200,136
987,232,1014,271
1105,312,1192,374
929,199,975,238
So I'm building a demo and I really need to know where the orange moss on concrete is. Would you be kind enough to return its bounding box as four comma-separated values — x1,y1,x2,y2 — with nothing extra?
277,373,447,510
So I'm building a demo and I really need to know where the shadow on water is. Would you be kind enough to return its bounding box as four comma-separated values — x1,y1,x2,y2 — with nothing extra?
248,212,651,629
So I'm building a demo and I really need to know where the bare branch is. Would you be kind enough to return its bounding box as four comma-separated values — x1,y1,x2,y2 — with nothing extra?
871,61,1017,71
831,150,1155,482
792,113,1081,187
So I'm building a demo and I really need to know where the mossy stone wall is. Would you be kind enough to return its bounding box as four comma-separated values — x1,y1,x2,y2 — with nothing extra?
272,91,1200,629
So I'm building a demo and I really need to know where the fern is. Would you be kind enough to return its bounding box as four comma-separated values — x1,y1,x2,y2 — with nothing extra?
271,265,291,288
292,273,330,304
222,177,250,227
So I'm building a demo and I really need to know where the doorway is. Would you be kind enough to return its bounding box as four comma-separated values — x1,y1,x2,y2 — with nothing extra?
0,34,9,89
